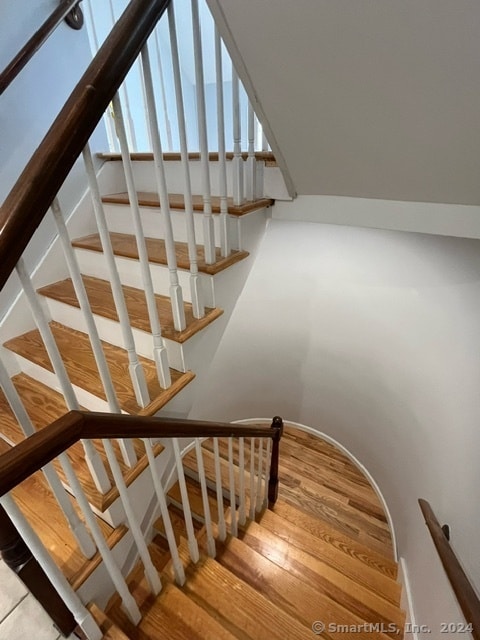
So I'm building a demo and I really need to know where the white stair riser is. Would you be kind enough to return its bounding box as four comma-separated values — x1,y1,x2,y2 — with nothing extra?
103,203,239,249
41,297,187,372
73,247,216,308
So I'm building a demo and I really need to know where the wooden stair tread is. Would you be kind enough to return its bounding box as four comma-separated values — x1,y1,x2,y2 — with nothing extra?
153,501,204,544
98,151,277,166
3,322,194,416
208,532,398,640
0,439,127,590
72,232,249,276
0,373,166,511
102,191,274,217
88,603,131,640
167,477,222,525
38,276,223,344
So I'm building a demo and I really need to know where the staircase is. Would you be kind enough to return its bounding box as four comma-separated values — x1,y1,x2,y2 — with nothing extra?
92,424,405,639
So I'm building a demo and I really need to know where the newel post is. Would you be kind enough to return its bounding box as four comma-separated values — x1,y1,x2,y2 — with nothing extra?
268,416,283,509
0,504,76,637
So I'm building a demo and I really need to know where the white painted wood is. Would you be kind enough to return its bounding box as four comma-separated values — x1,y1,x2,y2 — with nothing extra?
172,438,200,563
191,0,216,265
101,439,161,596
245,103,256,201
0,495,103,640
143,439,185,585
237,436,246,525
15,258,112,493
83,144,150,408
212,437,226,541
140,43,186,332
168,3,204,319
111,92,171,389
153,29,174,152
249,437,256,520
227,436,237,536
0,358,96,559
194,439,216,557
215,27,230,258
231,68,244,206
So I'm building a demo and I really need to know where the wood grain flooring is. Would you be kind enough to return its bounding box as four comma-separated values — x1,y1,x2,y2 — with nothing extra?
102,191,274,217
3,322,194,416
72,232,249,276
38,276,223,344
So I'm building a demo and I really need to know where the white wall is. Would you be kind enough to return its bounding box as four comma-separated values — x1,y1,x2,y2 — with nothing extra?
189,217,480,637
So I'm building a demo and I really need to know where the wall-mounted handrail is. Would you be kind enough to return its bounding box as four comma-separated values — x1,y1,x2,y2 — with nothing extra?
419,499,480,639
0,0,84,96
0,411,283,502
0,0,170,293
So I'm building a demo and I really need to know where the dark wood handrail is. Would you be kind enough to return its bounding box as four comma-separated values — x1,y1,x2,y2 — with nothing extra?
0,0,84,96
0,0,170,292
419,499,480,639
0,411,283,499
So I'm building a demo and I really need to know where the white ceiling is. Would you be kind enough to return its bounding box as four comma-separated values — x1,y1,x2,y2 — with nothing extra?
209,0,480,204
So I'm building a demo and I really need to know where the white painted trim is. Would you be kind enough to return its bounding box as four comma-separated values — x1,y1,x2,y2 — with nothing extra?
232,417,399,560
398,557,420,640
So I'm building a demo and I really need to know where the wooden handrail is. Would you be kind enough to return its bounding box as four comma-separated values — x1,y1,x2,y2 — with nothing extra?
0,0,84,96
0,0,170,292
419,499,480,639
0,411,283,498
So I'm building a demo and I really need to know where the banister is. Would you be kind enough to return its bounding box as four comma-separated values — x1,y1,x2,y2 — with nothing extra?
0,0,84,96
0,411,282,498
419,499,480,639
0,0,171,292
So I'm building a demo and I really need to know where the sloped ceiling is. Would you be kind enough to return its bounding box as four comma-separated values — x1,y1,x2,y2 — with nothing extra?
208,0,480,204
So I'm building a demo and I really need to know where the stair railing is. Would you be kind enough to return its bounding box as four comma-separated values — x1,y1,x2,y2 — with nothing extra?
0,412,283,638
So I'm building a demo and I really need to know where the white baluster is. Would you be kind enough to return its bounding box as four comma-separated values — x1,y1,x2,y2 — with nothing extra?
256,437,264,512
50,198,137,468
153,29,174,152
140,43,186,332
15,259,111,494
215,27,230,258
172,438,199,563
112,92,171,389
249,437,257,520
245,103,256,201
0,359,96,559
194,439,215,557
168,3,204,318
228,437,237,536
143,439,185,585
232,68,244,206
238,437,246,526
101,439,161,595
213,437,226,541
82,144,150,409
191,0,216,265
263,436,272,509
0,494,103,640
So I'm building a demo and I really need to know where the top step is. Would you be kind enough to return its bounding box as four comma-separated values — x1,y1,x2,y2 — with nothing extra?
98,151,277,167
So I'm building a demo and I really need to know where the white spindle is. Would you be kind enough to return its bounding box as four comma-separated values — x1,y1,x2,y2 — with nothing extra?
232,68,244,206
245,103,256,201
191,0,216,265
263,436,272,509
153,29,174,151
215,27,230,258
82,144,150,409
0,494,103,640
15,258,111,494
228,437,237,536
194,439,215,557
140,43,186,332
0,359,96,559
168,3,204,318
112,92,171,389
262,128,269,152
57,451,141,624
172,438,199,563
50,198,137,468
143,439,185,585
238,437,246,525
256,437,264,512
213,437,226,541
101,439,161,595
249,437,257,520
